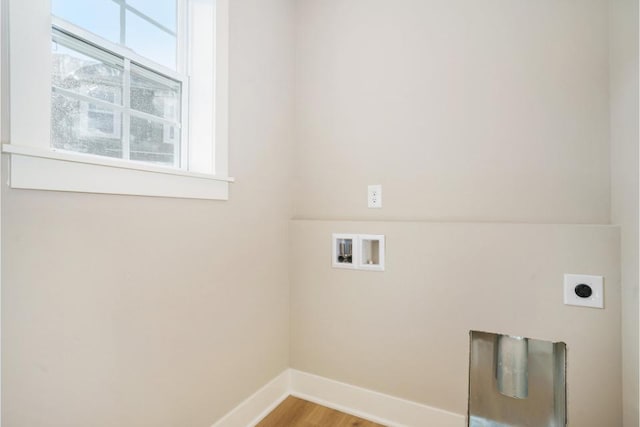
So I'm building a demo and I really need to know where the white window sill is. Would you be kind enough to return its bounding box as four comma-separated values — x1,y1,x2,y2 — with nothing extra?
2,144,234,200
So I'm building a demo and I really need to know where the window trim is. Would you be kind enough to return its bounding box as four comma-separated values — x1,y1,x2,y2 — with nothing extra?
3,0,231,200
4,144,232,200
3,143,233,182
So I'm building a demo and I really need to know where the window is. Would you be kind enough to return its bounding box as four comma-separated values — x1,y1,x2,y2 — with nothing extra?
3,0,231,200
51,28,184,168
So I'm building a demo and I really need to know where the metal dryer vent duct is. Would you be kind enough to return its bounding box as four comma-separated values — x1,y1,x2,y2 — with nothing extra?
496,335,529,399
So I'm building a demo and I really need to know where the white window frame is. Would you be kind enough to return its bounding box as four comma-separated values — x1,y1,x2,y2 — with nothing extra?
2,0,232,200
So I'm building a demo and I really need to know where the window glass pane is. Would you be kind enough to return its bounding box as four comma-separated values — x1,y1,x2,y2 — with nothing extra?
49,8,184,169
52,92,123,159
52,33,124,105
51,0,120,44
126,10,176,69
130,64,181,121
130,116,179,166
126,0,176,32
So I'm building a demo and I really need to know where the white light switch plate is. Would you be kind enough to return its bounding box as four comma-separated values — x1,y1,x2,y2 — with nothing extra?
563,274,604,309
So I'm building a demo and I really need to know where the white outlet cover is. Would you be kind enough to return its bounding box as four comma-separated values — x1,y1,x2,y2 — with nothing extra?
368,185,382,209
563,274,604,309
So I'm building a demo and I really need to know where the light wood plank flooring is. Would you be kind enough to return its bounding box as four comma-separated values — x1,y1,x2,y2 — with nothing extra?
256,396,386,427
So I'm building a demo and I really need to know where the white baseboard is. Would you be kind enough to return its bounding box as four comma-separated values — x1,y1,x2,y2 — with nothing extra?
211,368,466,427
290,370,466,427
211,370,291,427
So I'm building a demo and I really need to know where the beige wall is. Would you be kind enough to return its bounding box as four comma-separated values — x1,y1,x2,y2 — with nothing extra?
291,0,626,425
1,0,294,425
610,0,640,426
290,221,622,426
293,0,611,224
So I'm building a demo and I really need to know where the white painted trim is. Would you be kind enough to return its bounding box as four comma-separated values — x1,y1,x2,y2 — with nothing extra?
3,144,234,182
187,0,216,174
290,370,466,427
6,150,231,200
8,0,52,152
210,369,465,427
213,0,229,177
211,370,291,427
0,2,5,426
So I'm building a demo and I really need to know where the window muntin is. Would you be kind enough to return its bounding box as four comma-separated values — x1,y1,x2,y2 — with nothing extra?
51,28,183,168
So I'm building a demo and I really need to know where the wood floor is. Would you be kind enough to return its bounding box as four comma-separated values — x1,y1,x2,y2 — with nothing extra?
256,396,386,427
